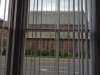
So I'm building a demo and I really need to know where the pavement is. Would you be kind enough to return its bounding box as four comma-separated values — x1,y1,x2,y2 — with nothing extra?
1,57,92,75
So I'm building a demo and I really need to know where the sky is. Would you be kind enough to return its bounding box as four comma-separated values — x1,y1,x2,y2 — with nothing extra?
0,0,85,20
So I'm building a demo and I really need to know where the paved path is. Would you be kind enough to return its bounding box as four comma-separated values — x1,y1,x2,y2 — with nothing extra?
23,58,92,75
1,58,92,75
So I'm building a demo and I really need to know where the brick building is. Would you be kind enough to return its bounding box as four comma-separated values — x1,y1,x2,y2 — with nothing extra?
0,11,90,53
25,11,90,53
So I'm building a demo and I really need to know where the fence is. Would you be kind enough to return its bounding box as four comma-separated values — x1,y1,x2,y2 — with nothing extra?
0,0,99,75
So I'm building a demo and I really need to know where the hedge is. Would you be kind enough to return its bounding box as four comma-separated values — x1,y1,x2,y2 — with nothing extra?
25,48,90,58
2,48,6,55
0,48,90,58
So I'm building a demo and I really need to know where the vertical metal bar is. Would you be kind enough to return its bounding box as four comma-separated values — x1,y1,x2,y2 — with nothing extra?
30,0,34,75
7,0,19,75
5,0,14,74
35,0,38,75
90,0,100,75
85,0,89,74
49,0,53,75
38,1,42,75
62,0,65,75
89,0,93,75
39,0,41,74
29,13,32,75
25,0,32,75
38,0,43,75
24,0,30,75
6,0,29,75
55,0,60,75
68,0,70,74
31,0,35,75
54,1,57,74
44,0,48,75
81,0,84,75
32,0,36,75
54,1,56,75
95,0,100,74
78,0,81,75
73,0,75,75
89,2,92,75
24,29,27,75
20,1,29,75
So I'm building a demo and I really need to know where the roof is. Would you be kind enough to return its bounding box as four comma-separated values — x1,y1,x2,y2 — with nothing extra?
29,11,85,25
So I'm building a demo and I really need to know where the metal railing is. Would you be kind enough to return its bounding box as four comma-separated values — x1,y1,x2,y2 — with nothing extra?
0,0,99,75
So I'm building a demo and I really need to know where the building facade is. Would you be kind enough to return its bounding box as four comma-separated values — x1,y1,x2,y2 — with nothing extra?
0,11,90,53
25,11,90,53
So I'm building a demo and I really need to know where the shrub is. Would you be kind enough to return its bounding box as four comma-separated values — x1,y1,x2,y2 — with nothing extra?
25,50,31,55
25,49,90,58
75,50,90,58
59,48,68,57
25,49,49,56
2,48,6,55
35,49,41,56
50,48,55,56
41,49,49,56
